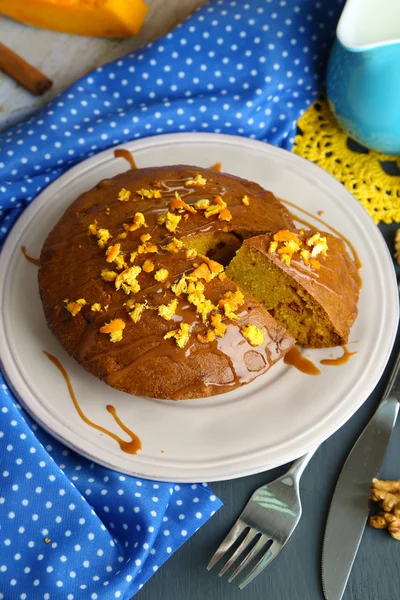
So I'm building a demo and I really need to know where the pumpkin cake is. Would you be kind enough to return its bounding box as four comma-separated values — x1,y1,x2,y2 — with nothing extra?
39,165,296,400
226,229,359,347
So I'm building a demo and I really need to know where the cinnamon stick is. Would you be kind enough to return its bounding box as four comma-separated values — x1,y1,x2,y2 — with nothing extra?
0,42,52,96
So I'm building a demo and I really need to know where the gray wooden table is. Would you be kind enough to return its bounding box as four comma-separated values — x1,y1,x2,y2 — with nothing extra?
137,223,400,600
1,3,400,599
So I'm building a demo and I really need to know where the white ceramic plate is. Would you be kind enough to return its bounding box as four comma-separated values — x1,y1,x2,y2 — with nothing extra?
0,133,398,482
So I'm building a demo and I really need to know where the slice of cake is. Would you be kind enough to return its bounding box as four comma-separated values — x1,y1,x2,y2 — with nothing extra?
226,229,359,348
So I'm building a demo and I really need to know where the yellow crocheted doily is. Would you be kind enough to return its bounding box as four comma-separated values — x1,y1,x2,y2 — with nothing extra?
293,98,400,225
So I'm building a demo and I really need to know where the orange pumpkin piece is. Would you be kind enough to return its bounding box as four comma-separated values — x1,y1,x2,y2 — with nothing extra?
0,0,149,38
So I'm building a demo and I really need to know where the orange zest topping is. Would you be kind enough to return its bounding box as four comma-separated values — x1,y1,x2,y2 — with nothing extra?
118,188,131,201
211,313,227,337
169,194,197,214
64,298,86,317
218,290,244,319
197,330,216,343
185,174,207,187
164,237,184,253
105,243,121,263
241,324,264,347
100,319,126,343
137,240,158,254
126,212,147,232
268,230,328,268
88,220,98,236
191,263,212,282
193,199,210,211
164,323,190,348
242,195,250,206
96,228,112,249
154,268,169,282
100,319,125,334
219,208,232,222
101,269,117,282
273,230,301,244
202,256,224,275
142,259,155,273
136,188,162,199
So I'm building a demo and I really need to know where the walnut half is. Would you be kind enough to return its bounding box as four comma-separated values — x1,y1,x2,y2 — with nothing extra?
369,478,400,539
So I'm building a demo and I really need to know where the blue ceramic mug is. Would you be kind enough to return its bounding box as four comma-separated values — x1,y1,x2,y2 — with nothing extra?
327,0,400,155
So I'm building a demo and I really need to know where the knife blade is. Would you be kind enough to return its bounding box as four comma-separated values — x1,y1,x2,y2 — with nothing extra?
322,347,400,600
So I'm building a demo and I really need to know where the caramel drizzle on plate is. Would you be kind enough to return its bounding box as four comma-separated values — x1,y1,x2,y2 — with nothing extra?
320,345,357,366
284,346,321,376
21,245,40,266
114,149,137,170
43,351,142,454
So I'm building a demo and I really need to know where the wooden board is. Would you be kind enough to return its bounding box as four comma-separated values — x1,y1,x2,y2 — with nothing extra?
0,0,207,131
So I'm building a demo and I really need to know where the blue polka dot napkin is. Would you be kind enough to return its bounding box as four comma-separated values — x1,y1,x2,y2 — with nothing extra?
0,0,344,598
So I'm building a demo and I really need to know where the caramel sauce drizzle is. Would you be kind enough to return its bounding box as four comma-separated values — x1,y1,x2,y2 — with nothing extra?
114,149,137,170
43,350,142,454
21,245,40,266
320,345,357,366
284,346,321,376
209,162,222,172
281,198,362,273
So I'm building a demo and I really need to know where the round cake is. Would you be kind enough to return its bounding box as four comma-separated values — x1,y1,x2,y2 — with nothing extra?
39,165,296,399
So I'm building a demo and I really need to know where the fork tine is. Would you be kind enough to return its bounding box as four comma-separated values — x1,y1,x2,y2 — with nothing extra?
207,520,247,571
227,535,267,583
218,527,257,577
238,540,282,590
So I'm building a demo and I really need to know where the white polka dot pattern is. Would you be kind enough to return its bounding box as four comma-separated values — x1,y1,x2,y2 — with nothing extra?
0,1,343,597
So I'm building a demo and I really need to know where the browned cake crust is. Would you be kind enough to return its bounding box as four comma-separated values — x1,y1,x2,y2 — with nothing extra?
39,165,295,399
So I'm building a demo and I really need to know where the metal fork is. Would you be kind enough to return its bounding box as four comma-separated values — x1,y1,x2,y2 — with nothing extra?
207,447,317,589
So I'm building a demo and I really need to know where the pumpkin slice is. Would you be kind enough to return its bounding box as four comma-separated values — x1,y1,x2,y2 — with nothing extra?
0,0,148,38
